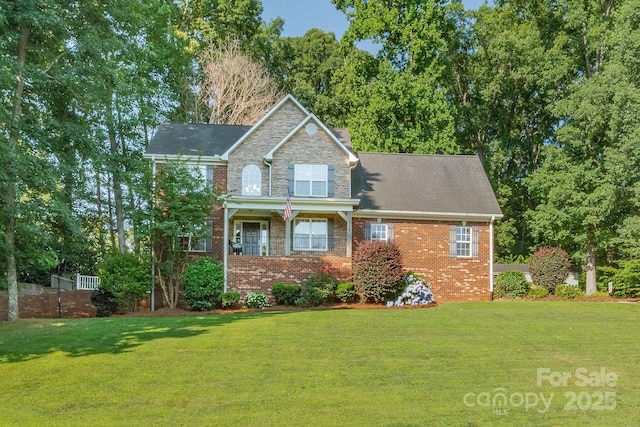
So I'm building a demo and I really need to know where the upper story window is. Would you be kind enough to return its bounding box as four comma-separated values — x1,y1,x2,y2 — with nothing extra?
242,165,261,196
185,164,212,190
294,164,328,197
450,225,478,258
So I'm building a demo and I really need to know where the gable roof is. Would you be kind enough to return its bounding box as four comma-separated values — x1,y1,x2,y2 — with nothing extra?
352,153,502,220
145,123,250,159
221,94,310,161
264,114,358,165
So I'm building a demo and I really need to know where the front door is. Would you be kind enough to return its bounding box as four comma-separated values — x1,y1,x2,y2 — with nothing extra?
242,222,261,255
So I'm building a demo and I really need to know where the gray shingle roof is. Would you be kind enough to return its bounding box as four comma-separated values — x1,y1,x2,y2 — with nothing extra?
352,153,502,217
146,123,251,157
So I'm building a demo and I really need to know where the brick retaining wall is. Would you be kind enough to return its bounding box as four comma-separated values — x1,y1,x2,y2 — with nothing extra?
0,284,97,320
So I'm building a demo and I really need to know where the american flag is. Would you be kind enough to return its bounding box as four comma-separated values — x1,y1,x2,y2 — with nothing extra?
284,193,292,222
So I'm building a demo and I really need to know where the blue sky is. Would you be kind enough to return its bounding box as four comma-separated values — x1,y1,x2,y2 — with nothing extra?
261,0,487,39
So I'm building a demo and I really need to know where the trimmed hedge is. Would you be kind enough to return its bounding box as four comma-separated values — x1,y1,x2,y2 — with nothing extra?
271,283,301,305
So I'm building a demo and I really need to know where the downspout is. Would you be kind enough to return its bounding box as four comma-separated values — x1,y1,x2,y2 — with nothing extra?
223,205,229,293
489,216,495,301
263,158,272,196
150,156,156,311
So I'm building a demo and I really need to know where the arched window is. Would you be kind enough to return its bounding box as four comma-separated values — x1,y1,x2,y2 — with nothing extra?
242,165,261,196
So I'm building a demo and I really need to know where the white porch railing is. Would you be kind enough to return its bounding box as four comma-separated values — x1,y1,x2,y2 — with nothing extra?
76,274,100,290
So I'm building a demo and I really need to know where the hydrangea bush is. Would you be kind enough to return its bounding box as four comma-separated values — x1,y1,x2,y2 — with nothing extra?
387,273,435,307
243,290,269,309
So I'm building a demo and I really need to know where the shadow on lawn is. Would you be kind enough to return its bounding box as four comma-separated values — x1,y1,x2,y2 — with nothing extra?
0,311,291,363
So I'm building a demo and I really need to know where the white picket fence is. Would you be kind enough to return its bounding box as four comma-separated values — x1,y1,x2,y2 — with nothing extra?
76,274,100,291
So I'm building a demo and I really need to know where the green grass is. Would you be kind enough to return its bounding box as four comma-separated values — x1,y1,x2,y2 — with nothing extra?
1,302,639,426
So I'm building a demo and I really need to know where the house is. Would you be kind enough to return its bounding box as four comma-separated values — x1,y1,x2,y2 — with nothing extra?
144,95,503,302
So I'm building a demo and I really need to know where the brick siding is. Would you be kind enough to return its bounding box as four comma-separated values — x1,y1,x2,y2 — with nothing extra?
0,284,97,319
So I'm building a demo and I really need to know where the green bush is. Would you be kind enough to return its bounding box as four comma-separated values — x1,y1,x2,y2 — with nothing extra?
353,241,404,303
221,291,240,309
605,259,640,298
90,288,119,317
527,286,549,299
244,291,269,309
271,283,301,305
529,246,570,293
98,253,151,312
298,272,338,306
182,257,224,311
494,271,530,299
335,282,356,303
555,284,584,299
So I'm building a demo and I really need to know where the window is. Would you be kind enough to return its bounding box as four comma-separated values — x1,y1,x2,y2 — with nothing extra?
293,219,327,250
180,221,212,252
186,164,212,190
294,164,328,197
242,165,261,196
450,225,478,258
364,222,394,242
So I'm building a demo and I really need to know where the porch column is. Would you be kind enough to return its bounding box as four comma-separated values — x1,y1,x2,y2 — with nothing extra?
337,211,353,257
283,211,299,256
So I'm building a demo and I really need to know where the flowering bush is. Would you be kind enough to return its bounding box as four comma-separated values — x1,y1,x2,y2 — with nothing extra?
243,291,269,309
387,274,435,307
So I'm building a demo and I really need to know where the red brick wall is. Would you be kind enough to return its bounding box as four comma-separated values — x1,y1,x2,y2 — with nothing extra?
353,218,492,302
0,285,97,320
227,255,351,300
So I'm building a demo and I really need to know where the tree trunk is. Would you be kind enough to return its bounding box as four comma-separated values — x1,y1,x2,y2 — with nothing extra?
105,93,126,252
5,27,30,321
95,165,106,258
585,235,597,295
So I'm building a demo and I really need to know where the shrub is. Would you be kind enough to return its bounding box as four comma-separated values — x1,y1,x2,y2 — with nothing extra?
272,283,301,305
335,282,356,303
527,286,549,299
98,253,151,312
221,291,240,309
387,273,435,306
605,259,640,298
555,284,584,299
90,288,119,317
244,291,269,309
182,257,224,311
529,246,570,293
494,271,530,299
298,272,338,306
353,240,404,303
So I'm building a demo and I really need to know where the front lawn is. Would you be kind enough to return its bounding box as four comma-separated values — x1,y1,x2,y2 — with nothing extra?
1,302,638,426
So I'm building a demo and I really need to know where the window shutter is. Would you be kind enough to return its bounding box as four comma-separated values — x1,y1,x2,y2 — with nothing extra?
327,165,335,197
288,164,294,195
364,222,371,241
387,224,394,242
206,220,213,252
450,225,457,257
472,226,479,258
206,165,214,189
327,219,334,251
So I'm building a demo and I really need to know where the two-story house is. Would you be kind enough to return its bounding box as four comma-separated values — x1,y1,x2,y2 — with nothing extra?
144,95,503,303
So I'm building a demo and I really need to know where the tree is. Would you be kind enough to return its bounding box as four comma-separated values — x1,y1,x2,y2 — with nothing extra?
150,160,218,308
332,0,461,154
197,42,282,125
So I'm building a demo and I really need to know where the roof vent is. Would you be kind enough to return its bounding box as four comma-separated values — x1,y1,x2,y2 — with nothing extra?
305,123,317,135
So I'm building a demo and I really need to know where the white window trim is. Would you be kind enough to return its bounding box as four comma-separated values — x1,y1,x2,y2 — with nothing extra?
370,223,388,242
241,164,261,196
455,226,472,258
294,164,328,197
293,218,328,251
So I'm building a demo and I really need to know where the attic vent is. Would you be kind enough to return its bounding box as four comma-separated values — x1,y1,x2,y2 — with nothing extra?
305,123,317,135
